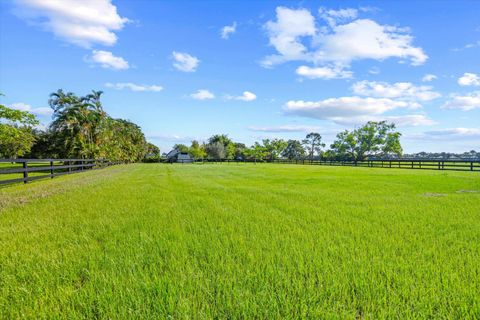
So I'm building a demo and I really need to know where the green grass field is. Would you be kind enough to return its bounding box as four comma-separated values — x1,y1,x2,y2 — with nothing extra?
1,164,479,318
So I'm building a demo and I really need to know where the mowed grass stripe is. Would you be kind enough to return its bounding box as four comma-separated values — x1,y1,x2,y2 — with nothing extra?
1,164,479,318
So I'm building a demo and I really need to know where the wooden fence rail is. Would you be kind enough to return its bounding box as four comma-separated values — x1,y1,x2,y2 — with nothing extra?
178,158,480,172
0,159,117,185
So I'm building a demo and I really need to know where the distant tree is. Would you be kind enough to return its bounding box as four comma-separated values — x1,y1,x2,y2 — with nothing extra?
233,142,247,159
281,140,305,160
0,97,39,158
329,130,357,160
207,134,235,158
330,121,402,160
206,141,226,159
172,144,189,153
208,134,232,146
44,89,148,162
145,143,160,157
244,142,267,163
189,140,207,159
262,138,287,160
28,129,59,158
302,132,325,160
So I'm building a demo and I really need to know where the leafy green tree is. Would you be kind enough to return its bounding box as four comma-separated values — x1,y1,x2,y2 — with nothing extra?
207,134,235,158
189,140,207,159
206,141,226,159
252,142,268,161
330,121,402,160
172,144,189,153
43,89,148,162
233,142,247,159
281,140,305,160
0,98,39,158
302,132,325,160
49,89,107,158
262,138,287,160
145,143,160,158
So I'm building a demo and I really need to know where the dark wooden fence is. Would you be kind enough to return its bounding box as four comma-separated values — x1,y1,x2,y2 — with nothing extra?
176,158,480,172
0,159,116,185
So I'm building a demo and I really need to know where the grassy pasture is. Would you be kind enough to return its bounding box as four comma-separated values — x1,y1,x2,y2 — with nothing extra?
1,163,479,318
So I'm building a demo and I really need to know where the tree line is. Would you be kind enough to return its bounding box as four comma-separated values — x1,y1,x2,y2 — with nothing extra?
1,90,159,161
171,121,404,162
9,89,469,162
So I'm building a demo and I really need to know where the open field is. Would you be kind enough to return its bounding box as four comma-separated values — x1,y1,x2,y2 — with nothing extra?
1,163,479,318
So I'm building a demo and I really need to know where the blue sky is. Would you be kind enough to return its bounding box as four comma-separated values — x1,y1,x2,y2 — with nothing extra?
1,0,479,153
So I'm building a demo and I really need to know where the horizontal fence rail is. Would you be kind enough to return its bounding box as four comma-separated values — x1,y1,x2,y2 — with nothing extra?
0,159,118,186
170,158,480,172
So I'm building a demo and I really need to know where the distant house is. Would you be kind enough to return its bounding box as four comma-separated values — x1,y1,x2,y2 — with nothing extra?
166,149,194,163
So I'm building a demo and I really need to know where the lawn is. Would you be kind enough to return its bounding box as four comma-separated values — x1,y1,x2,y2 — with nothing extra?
1,163,479,318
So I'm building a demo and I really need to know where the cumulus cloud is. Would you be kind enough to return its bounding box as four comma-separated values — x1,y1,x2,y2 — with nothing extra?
105,82,163,92
248,124,321,132
283,96,434,126
262,7,316,67
296,65,352,79
421,128,480,140
190,89,215,100
442,92,480,111
221,22,237,39
172,51,200,72
8,102,52,116
379,114,436,127
319,7,358,27
88,50,129,70
315,19,427,66
14,0,129,48
227,91,257,101
458,73,480,86
262,7,427,77
352,80,441,101
422,74,437,82
285,97,419,118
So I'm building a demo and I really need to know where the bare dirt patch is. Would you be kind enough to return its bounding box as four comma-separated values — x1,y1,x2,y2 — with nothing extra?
456,190,480,194
422,193,448,197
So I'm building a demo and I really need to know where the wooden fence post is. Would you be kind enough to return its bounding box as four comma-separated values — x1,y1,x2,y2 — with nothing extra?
23,161,28,184
50,160,54,178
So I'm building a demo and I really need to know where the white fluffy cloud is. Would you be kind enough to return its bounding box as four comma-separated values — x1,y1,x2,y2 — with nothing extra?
262,7,427,76
14,0,129,48
442,92,480,111
315,19,427,66
380,114,436,127
422,74,437,82
248,124,321,132
89,50,129,70
227,91,257,101
105,82,163,92
8,102,52,116
285,97,418,118
172,51,200,72
319,7,358,27
421,128,480,139
190,89,215,100
221,22,237,39
458,73,480,86
262,7,316,67
296,65,352,79
284,96,433,126
352,80,440,101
